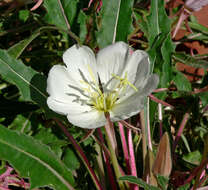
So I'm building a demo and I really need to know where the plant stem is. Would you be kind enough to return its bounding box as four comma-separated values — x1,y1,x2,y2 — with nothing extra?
57,0,81,45
172,112,190,153
140,110,147,170
97,128,117,190
104,113,126,190
54,119,103,190
127,128,139,190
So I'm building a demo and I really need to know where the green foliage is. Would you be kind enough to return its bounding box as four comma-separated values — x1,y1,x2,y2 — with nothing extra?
96,0,134,47
0,50,49,110
0,0,208,189
43,0,78,31
173,71,192,92
119,176,160,190
0,125,75,190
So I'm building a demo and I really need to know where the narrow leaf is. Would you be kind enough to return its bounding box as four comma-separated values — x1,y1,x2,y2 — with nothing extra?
119,176,160,190
0,125,75,190
173,71,192,92
173,52,208,70
44,0,78,31
96,0,133,48
8,30,40,59
0,50,55,117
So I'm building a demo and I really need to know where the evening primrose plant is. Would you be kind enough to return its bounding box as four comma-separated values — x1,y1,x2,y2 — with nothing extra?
47,42,159,129
47,42,159,190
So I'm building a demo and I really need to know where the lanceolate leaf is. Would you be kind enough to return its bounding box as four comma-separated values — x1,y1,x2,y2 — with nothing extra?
119,176,160,190
0,125,75,190
0,50,53,116
44,0,78,31
8,27,59,59
146,0,175,85
147,0,171,47
8,31,40,59
96,0,134,48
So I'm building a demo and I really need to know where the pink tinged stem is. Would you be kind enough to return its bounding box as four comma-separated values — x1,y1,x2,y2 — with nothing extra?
183,158,208,185
119,122,131,175
54,119,103,190
158,103,163,138
172,8,190,39
149,94,174,108
97,128,117,190
127,129,139,190
147,98,152,151
0,167,13,180
30,0,43,11
153,88,168,93
173,112,190,153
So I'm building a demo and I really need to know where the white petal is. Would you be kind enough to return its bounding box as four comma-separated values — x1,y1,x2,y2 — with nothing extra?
96,42,130,89
111,74,159,120
47,65,90,115
124,50,150,85
47,97,90,115
139,74,159,96
63,44,97,83
118,50,150,100
67,110,106,129
110,94,145,122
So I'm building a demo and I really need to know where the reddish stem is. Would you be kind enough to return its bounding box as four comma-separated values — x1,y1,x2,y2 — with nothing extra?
183,158,208,185
127,129,139,190
149,94,174,108
172,112,190,153
119,122,131,174
97,128,117,190
54,119,103,190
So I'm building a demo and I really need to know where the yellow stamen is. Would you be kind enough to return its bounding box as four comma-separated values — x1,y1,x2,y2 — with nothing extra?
112,72,138,92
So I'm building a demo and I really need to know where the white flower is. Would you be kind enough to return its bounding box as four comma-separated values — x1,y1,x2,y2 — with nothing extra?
47,42,159,129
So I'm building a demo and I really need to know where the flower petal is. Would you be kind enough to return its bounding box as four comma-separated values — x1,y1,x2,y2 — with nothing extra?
110,93,145,122
67,110,106,129
47,65,90,115
63,44,97,83
47,97,90,115
124,50,150,85
96,42,130,89
118,50,150,100
111,74,159,120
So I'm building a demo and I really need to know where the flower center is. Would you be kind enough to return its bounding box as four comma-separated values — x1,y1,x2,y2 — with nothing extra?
80,65,138,112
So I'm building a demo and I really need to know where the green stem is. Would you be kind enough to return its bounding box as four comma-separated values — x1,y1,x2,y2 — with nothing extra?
104,113,126,190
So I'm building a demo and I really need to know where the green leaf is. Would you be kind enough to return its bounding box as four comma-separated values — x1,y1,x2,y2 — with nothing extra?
96,0,134,48
8,114,33,133
173,71,192,92
8,30,40,59
19,10,30,22
0,125,75,190
183,150,202,165
188,21,208,35
161,35,175,87
173,52,208,70
44,0,78,31
78,10,87,43
156,175,169,190
119,176,160,190
147,0,175,85
177,184,190,190
0,50,55,117
63,148,80,171
147,0,171,47
34,128,68,157
199,91,208,106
